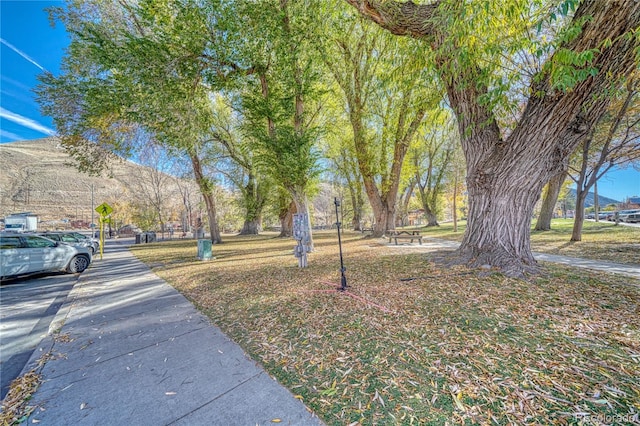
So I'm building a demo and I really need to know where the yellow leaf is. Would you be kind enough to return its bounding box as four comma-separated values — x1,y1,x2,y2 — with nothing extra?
271,419,282,423
452,392,465,411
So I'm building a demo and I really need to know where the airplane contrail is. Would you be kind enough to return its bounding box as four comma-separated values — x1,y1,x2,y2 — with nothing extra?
0,107,55,136
1,38,47,72
0,129,25,141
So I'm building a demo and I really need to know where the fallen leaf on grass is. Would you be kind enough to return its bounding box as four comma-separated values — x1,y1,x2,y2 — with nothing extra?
452,391,465,412
132,231,640,425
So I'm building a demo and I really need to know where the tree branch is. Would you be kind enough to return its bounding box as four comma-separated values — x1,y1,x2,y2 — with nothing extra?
342,0,440,39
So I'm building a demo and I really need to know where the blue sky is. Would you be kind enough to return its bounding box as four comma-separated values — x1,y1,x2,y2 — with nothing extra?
1,1,65,142
0,1,638,201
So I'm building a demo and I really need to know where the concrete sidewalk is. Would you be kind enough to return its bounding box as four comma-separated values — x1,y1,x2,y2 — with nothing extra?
22,239,323,425
387,237,640,280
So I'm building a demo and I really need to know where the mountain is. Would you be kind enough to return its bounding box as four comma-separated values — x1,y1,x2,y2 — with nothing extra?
568,188,620,208
0,137,184,226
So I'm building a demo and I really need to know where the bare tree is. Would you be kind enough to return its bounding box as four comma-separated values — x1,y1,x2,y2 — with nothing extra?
569,78,640,240
131,142,178,238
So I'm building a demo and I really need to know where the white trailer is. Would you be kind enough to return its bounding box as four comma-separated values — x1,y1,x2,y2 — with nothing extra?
4,213,38,232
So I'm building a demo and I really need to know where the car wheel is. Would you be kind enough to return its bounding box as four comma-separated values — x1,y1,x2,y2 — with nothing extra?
68,255,90,273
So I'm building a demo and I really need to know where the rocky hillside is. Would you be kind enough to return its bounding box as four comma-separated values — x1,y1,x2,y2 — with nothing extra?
0,137,186,227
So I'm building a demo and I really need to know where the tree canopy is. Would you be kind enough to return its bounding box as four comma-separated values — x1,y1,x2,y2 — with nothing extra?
36,0,640,276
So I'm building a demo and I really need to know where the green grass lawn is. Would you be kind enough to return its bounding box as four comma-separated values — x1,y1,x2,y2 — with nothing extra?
414,219,640,265
131,223,640,425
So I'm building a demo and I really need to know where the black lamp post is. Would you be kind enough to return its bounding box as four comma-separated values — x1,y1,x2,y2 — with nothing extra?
334,197,348,291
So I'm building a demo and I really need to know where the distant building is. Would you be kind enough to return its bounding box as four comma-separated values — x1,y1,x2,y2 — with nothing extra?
626,196,640,208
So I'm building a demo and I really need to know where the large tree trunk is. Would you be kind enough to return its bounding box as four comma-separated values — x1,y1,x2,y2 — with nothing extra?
417,189,440,227
416,179,441,227
239,220,260,235
364,185,396,236
398,180,415,227
279,201,295,237
424,210,438,227
535,169,567,231
452,173,458,233
459,172,541,275
346,0,640,277
239,175,266,235
348,181,365,231
188,149,221,244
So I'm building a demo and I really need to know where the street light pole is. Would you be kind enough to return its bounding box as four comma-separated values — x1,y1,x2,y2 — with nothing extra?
84,183,95,230
334,197,348,291
90,183,95,230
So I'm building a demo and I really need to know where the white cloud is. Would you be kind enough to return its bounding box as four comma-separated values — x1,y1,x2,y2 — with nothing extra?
0,129,24,141
1,75,32,92
0,107,55,136
0,38,47,72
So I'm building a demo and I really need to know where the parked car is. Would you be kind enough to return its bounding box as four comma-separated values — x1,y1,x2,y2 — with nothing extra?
616,209,640,223
64,231,100,253
621,212,640,223
0,232,92,280
37,231,98,254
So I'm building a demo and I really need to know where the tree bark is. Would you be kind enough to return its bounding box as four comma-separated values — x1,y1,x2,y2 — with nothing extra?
572,189,588,242
398,180,415,227
348,177,365,231
279,200,295,238
239,219,260,235
239,174,265,235
188,148,222,244
535,169,567,231
452,173,458,233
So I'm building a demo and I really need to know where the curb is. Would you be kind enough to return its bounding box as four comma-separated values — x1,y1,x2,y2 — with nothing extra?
15,260,95,381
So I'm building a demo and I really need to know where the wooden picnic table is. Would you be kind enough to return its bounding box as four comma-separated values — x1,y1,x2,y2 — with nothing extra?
387,230,423,245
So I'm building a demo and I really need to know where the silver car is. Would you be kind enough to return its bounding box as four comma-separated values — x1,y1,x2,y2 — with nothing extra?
37,232,98,254
0,232,92,280
67,232,100,253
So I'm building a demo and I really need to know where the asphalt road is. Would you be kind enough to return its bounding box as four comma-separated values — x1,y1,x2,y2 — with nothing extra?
0,273,78,400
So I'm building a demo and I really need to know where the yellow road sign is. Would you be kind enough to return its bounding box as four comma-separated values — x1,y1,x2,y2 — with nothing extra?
96,202,113,217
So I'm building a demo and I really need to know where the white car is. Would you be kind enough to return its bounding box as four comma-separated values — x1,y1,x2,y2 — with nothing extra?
0,232,92,280
37,232,99,254
618,209,640,223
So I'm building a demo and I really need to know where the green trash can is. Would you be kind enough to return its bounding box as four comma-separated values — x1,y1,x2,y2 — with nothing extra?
197,239,212,260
